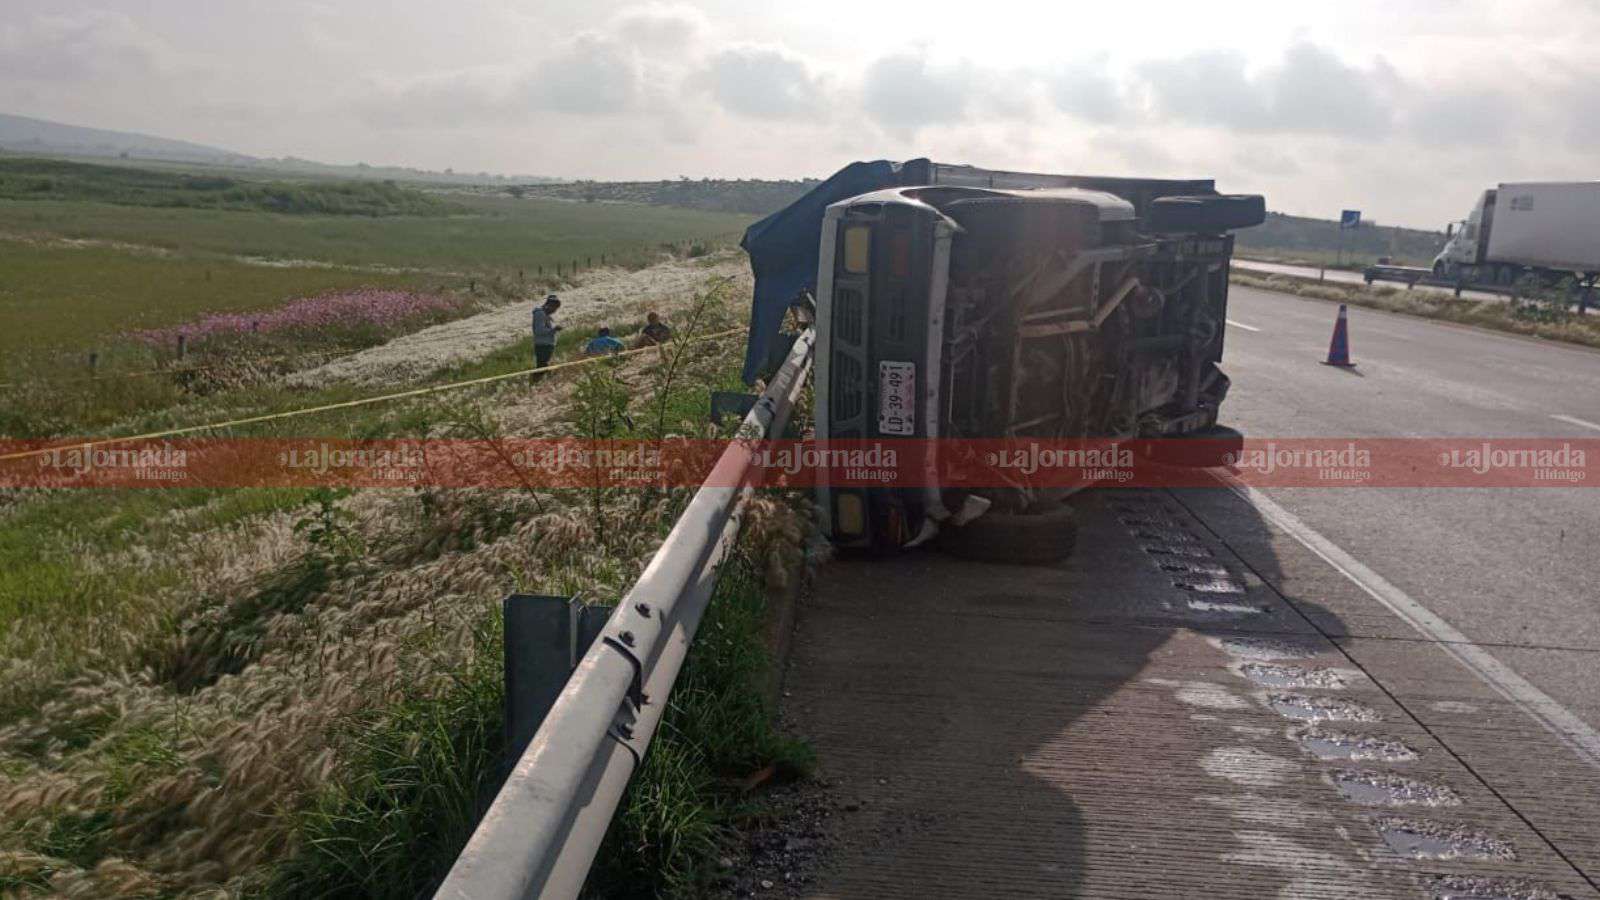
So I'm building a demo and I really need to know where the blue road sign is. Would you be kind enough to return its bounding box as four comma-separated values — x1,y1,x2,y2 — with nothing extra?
1340,209,1361,229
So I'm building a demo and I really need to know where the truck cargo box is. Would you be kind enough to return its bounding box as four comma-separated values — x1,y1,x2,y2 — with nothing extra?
1487,182,1600,273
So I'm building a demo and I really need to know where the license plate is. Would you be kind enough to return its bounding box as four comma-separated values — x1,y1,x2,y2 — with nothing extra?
877,361,915,435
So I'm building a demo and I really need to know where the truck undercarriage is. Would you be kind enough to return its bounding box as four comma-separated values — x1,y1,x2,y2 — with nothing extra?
743,160,1264,560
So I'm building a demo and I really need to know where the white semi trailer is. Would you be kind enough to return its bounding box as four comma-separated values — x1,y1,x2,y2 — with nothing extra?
1433,182,1600,286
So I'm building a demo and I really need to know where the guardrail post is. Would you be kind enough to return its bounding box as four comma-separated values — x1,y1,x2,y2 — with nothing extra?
709,390,759,426
503,594,610,766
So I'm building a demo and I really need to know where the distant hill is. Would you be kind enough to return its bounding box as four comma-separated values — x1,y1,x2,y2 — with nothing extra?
504,178,819,216
1235,211,1447,268
0,112,557,186
501,181,1448,264
0,156,460,217
0,112,251,165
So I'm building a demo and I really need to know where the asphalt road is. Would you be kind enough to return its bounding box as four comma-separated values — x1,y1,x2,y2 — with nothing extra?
1221,284,1600,726
1233,258,1509,302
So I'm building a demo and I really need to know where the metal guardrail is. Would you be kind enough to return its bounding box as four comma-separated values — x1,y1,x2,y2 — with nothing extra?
434,327,815,900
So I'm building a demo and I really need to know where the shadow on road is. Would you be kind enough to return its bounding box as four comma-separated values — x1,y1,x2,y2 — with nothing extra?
783,484,1348,899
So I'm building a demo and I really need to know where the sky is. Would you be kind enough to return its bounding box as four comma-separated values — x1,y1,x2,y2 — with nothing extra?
3,0,1598,227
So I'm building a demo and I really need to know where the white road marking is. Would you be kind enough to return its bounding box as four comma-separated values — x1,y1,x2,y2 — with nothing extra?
1551,414,1600,434
1217,474,1600,772
1226,319,1262,332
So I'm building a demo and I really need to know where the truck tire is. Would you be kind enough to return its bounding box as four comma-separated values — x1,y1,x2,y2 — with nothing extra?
944,197,1098,268
1143,425,1245,469
934,502,1078,565
1149,195,1266,234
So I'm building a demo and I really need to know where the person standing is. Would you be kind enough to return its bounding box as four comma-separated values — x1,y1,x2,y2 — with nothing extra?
531,294,562,370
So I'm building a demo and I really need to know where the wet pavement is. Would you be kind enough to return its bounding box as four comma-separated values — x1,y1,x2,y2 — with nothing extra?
781,487,1600,898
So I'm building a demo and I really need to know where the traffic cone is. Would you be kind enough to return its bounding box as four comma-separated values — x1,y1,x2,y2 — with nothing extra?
1323,304,1355,367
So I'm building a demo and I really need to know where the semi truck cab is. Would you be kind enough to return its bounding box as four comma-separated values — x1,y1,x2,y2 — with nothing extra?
1433,188,1494,277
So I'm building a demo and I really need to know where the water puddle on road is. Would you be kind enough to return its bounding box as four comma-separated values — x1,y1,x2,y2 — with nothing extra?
1173,576,1250,595
1266,692,1383,722
1119,515,1188,529
1294,728,1419,762
1425,875,1560,900
1373,817,1514,861
1144,543,1215,559
1210,636,1320,660
1187,599,1268,615
1134,528,1202,543
1159,560,1233,577
1237,663,1350,689
1327,769,1461,807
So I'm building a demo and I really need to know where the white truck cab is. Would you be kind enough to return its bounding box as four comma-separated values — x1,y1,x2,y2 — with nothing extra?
1433,189,1494,277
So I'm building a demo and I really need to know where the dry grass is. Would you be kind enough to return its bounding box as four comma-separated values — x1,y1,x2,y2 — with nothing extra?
0,276,806,897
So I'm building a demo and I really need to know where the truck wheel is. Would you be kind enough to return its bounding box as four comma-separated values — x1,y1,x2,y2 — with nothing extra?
1143,425,1245,469
1148,195,1266,233
934,502,1078,565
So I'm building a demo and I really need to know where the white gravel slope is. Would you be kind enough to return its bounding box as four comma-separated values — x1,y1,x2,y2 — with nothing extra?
288,252,751,388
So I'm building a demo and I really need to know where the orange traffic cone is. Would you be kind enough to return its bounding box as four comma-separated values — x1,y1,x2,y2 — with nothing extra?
1323,304,1355,367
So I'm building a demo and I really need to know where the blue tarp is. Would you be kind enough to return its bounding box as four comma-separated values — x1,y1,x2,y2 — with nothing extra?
739,159,916,383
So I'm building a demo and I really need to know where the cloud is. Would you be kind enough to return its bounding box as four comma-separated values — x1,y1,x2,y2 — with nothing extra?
609,2,710,53
697,46,823,119
861,52,975,132
1048,59,1122,123
1403,85,1520,146
353,32,645,128
1137,42,1394,137
354,67,511,128
1231,144,1302,177
0,10,172,81
1135,50,1265,129
1268,43,1394,136
1089,132,1178,173
519,33,642,114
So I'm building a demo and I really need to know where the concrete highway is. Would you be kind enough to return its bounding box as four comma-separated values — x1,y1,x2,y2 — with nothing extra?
778,282,1600,898
1222,284,1600,724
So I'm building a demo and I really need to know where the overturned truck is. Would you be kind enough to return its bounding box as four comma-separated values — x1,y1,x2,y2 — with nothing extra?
741,159,1265,563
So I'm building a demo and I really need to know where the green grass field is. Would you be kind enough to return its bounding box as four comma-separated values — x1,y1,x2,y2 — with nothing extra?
0,158,752,395
0,238,424,354
0,193,750,273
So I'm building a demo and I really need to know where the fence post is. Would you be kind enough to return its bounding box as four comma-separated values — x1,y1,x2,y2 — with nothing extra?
177,333,187,362
502,594,609,768
88,351,98,375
